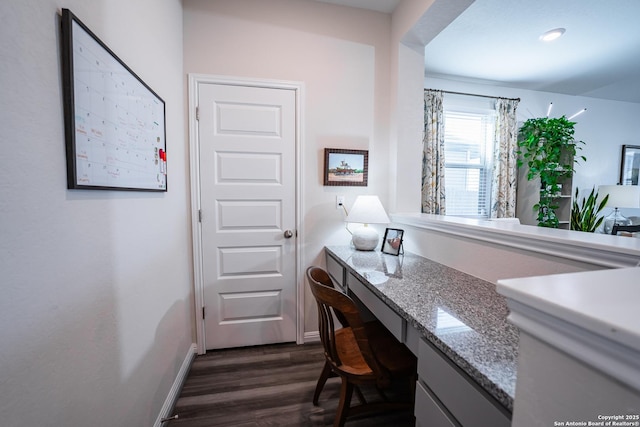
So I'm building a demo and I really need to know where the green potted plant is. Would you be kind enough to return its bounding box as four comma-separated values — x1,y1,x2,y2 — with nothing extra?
517,116,585,228
570,187,609,232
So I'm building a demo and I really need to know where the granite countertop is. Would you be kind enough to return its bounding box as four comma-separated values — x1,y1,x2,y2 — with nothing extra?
325,246,519,412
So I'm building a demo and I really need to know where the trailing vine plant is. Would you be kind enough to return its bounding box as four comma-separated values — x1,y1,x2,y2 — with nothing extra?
517,116,586,228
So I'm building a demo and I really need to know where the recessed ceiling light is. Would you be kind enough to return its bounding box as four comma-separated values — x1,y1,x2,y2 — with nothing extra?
540,28,566,42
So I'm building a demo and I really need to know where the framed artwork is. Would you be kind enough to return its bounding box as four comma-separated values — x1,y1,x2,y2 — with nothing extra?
61,9,167,191
323,148,368,186
381,228,404,256
620,145,640,185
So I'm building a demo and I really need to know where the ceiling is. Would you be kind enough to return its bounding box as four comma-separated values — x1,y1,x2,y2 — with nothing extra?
313,0,640,104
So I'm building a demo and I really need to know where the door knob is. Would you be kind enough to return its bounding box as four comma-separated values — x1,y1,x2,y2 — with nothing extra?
284,230,293,239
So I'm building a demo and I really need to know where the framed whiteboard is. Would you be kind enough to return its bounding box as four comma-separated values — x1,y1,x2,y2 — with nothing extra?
60,9,167,191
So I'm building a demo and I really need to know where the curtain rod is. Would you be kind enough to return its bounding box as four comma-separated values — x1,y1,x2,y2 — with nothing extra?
425,88,520,102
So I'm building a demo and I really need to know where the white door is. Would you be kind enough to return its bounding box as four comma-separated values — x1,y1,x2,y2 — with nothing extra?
198,82,297,350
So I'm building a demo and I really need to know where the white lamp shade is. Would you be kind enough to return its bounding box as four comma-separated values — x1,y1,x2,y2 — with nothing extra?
597,185,640,208
345,195,390,224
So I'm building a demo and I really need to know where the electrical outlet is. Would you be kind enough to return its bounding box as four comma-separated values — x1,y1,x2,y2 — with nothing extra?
336,195,345,210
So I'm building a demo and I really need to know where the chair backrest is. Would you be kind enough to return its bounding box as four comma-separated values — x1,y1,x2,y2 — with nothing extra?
611,224,640,235
306,266,386,383
306,266,349,328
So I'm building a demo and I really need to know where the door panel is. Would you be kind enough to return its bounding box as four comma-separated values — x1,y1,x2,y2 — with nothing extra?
216,152,282,183
217,200,282,230
198,83,296,350
219,291,283,322
218,246,282,276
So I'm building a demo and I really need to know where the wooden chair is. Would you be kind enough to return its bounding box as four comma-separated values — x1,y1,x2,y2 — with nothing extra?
306,266,417,427
308,268,384,408
307,267,352,406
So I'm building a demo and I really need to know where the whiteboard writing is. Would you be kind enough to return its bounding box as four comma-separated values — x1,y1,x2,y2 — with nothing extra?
64,11,166,191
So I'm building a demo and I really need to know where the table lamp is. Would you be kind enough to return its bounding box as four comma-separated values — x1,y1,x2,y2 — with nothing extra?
597,184,640,234
345,195,390,250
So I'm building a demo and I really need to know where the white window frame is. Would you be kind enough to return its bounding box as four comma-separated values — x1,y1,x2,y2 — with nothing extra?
442,95,496,218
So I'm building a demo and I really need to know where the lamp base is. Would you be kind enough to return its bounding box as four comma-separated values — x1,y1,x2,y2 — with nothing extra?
603,208,631,234
352,225,379,251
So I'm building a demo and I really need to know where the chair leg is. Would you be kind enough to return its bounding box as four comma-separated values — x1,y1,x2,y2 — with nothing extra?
335,379,354,427
354,386,367,405
313,361,333,405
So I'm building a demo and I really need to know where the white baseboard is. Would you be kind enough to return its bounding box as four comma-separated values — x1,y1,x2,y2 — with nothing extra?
154,343,197,427
304,331,320,342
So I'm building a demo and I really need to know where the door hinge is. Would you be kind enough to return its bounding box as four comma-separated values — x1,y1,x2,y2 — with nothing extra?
198,209,202,223
202,306,205,319
196,106,200,121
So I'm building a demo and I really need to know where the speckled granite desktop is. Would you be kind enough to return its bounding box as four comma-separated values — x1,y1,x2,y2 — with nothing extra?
325,246,519,412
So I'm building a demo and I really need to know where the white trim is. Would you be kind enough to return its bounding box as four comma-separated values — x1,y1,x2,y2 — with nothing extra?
187,75,205,355
304,331,320,343
393,213,640,268
506,302,640,393
153,343,197,427
188,74,305,354
295,80,306,346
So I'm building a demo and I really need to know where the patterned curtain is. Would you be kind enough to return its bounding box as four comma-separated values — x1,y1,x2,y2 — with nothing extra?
491,98,520,218
421,90,446,214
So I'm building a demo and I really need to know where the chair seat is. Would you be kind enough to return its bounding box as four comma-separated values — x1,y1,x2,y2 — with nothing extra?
334,321,416,383
335,327,374,377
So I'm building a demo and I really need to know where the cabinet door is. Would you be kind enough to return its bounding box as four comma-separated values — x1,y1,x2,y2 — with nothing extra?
418,338,511,427
415,381,460,427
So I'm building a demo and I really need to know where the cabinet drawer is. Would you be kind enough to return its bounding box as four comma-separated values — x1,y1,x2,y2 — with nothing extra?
347,273,405,341
405,322,420,357
325,253,346,291
418,338,510,427
415,380,459,427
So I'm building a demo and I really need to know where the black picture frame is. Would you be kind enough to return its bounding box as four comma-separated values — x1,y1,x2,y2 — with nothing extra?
61,9,167,191
620,145,640,185
381,228,404,256
323,148,368,186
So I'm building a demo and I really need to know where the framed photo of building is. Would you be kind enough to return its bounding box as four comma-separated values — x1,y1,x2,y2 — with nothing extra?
323,148,368,186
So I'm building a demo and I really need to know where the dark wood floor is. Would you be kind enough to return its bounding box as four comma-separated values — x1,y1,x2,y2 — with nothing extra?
169,342,415,426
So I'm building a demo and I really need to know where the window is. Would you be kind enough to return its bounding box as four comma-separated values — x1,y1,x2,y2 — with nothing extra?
443,99,496,218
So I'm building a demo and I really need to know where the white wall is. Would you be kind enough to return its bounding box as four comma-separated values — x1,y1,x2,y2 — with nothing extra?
183,0,392,333
400,223,602,283
0,1,193,426
421,76,640,220
390,0,474,213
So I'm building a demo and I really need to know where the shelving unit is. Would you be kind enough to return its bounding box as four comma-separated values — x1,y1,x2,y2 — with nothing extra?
516,167,573,229
548,174,573,229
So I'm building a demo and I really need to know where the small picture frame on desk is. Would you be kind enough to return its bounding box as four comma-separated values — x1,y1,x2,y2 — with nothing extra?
381,228,404,256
